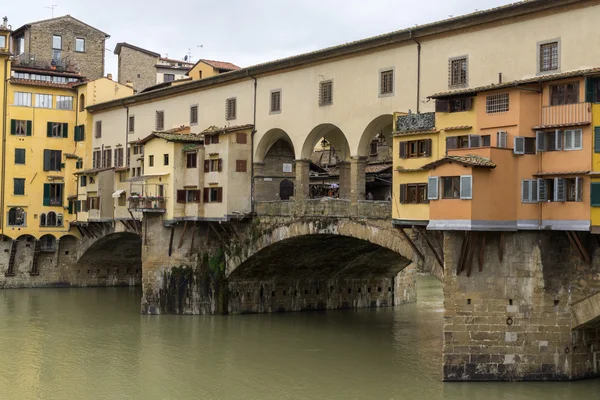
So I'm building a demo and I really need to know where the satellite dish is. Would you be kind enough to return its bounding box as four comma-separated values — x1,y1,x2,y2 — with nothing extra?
184,55,188,61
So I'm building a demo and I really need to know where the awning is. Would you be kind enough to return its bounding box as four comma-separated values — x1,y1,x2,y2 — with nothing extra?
112,190,126,198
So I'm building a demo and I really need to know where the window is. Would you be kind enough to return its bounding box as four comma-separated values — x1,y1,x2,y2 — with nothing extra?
380,69,394,95
88,197,100,210
190,105,198,125
74,125,85,141
586,77,600,103
0,35,6,49
236,160,247,172
513,137,536,155
79,93,85,111
56,96,73,110
102,149,112,168
14,178,25,195
16,36,24,54
80,176,87,187
95,121,102,138
40,211,61,227
205,134,219,145
92,150,101,169
164,154,169,166
118,192,127,207
566,178,583,202
591,182,600,207
8,207,26,226
148,155,154,167
128,115,135,133
226,98,237,120
114,148,124,167
496,131,507,148
164,74,175,82
43,150,62,171
319,81,333,106
204,187,223,203
155,111,164,130
176,190,201,203
399,139,432,158
270,90,281,113
186,153,197,168
449,56,468,88
236,132,247,144
47,122,68,138
521,180,539,203
79,200,89,212
445,135,484,150
564,129,583,151
14,92,32,107
15,148,26,164
44,183,63,206
486,93,509,114
11,119,30,135
539,41,559,73
399,183,428,204
204,158,222,172
442,177,461,199
35,94,52,109
52,35,62,60
449,97,472,113
550,82,579,106
76,159,83,169
370,141,378,156
75,38,85,52
536,129,582,151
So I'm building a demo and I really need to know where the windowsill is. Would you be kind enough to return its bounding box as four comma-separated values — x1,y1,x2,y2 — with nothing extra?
269,110,282,115
319,103,333,107
12,194,25,196
7,225,26,228
378,92,395,98
537,69,561,76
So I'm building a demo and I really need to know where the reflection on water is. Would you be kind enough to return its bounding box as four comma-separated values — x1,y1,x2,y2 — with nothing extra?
0,276,598,400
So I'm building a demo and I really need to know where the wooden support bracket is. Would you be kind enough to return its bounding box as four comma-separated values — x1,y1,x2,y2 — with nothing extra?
178,221,188,249
168,225,175,257
566,231,590,264
419,228,444,269
188,223,197,257
457,231,469,275
478,235,485,273
499,232,504,262
398,227,425,263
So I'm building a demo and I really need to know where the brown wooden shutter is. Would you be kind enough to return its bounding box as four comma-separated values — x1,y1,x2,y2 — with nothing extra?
399,142,407,159
241,160,247,172
203,188,209,203
216,188,223,202
205,135,211,145
400,184,407,204
204,160,210,173
177,190,186,203
435,99,449,113
236,132,247,144
194,190,201,203
446,137,458,150
213,134,219,144
464,97,472,111
425,139,432,156
218,159,223,172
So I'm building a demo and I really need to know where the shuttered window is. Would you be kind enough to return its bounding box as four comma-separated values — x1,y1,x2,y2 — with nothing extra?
15,148,26,164
114,148,124,167
95,121,102,138
11,119,32,136
14,178,25,195
102,149,112,168
226,98,237,120
459,175,472,200
270,90,281,113
43,183,63,206
591,182,600,207
595,127,600,153
74,125,85,141
236,160,247,172
319,81,333,106
496,131,507,148
564,129,583,150
554,178,566,202
129,115,135,132
155,111,164,130
190,106,198,125
427,177,439,200
521,180,538,203
513,137,536,155
236,132,247,144
399,183,428,204
43,150,62,171
204,187,223,203
380,70,394,95
186,153,197,168
399,139,432,158
47,122,68,138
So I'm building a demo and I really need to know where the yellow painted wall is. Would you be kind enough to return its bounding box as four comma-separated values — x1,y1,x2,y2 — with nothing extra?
140,138,174,219
187,62,218,81
590,103,600,228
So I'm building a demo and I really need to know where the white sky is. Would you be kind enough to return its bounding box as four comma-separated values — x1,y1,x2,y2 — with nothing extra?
4,0,512,78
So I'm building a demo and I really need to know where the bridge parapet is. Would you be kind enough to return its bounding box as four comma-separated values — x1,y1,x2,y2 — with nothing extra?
255,199,391,219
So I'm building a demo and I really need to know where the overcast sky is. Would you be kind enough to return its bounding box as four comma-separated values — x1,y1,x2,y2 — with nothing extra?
4,0,511,78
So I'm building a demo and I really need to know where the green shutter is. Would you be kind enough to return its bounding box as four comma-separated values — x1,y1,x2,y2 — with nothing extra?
585,77,596,103
80,125,85,140
62,123,68,138
15,149,25,164
47,122,53,137
43,149,51,171
26,120,32,136
10,119,16,135
595,127,600,153
43,183,51,206
68,201,73,215
74,126,80,141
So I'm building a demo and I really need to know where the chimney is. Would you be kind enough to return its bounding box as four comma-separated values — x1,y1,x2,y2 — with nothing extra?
498,72,503,84
106,73,113,80
125,81,133,88
2,17,7,28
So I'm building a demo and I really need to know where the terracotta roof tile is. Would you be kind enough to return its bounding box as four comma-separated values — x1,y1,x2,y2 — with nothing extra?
12,66,83,77
444,125,472,131
396,167,426,173
137,132,205,144
10,78,79,89
202,124,254,135
534,171,589,177
393,128,439,137
64,153,80,159
532,122,591,130
199,59,240,71
366,162,393,174
422,155,496,170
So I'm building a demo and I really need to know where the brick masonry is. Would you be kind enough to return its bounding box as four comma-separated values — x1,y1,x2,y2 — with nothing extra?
117,46,158,93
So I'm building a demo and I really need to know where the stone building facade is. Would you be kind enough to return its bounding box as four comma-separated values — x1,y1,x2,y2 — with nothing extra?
114,43,161,93
11,15,108,80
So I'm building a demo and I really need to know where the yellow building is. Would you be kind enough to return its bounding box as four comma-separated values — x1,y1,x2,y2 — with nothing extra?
589,76,600,232
186,59,240,81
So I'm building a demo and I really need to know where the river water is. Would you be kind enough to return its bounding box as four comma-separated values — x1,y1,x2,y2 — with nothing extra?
0,276,599,400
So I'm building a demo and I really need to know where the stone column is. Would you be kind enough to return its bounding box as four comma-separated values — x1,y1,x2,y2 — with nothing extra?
294,159,310,200
337,161,350,200
252,162,265,202
350,156,367,203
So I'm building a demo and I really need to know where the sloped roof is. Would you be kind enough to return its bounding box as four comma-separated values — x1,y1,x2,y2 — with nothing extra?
430,66,600,99
136,132,204,145
422,155,496,170
114,42,159,57
202,124,254,135
199,59,240,71
13,15,109,37
10,78,80,89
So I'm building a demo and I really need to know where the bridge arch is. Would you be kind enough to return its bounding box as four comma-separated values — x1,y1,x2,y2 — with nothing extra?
77,231,142,269
357,114,393,158
254,128,297,202
301,123,350,161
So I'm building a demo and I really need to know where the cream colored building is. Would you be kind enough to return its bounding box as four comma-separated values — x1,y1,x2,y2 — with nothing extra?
87,0,600,207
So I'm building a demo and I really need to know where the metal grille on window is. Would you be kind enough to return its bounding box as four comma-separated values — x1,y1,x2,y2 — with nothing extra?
540,42,558,72
226,99,236,120
271,91,281,112
486,94,509,114
95,121,102,138
319,81,333,105
449,57,467,88
155,111,164,130
190,106,198,124
380,70,393,94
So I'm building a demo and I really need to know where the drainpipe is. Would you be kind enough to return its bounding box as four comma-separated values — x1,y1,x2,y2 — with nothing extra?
410,31,422,113
247,71,257,214
1,57,8,236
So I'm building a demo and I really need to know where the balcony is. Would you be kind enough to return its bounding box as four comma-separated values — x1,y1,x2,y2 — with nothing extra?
13,52,72,71
394,112,435,133
128,196,166,213
541,102,591,128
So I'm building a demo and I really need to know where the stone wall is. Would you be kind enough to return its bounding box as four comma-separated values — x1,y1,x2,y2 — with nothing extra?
253,139,296,202
117,46,157,93
255,199,392,220
23,16,106,79
443,231,600,381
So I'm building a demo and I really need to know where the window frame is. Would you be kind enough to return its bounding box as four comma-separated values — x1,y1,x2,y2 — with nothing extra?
537,38,561,74
486,93,509,114
128,115,135,133
442,176,461,199
7,207,26,227
550,82,579,106
163,73,175,82
163,154,169,166
14,92,32,107
13,178,25,195
379,68,395,97
448,55,468,89
226,98,237,120
155,110,165,130
15,148,26,164
75,37,85,53
190,105,198,125
148,155,154,167
52,35,62,50
270,89,282,114
35,94,53,109
319,80,333,106
186,152,197,168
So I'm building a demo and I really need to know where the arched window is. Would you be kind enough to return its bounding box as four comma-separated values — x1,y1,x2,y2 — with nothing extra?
40,213,47,227
8,207,25,226
279,179,294,200
47,212,57,227
79,93,85,112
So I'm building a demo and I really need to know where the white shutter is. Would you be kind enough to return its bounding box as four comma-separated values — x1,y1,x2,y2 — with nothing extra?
536,131,545,152
460,175,473,200
538,178,547,202
574,129,583,150
554,178,566,202
576,177,583,202
521,180,530,202
564,130,572,150
555,129,563,151
497,131,507,148
427,177,439,200
469,135,481,148
514,137,525,155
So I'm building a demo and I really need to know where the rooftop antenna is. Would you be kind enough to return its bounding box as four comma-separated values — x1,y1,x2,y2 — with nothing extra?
45,4,58,18
186,48,193,63
197,45,203,59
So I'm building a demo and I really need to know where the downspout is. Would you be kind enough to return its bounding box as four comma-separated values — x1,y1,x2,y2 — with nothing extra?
1,57,8,236
247,71,257,214
74,93,79,221
538,81,543,229
410,31,422,113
